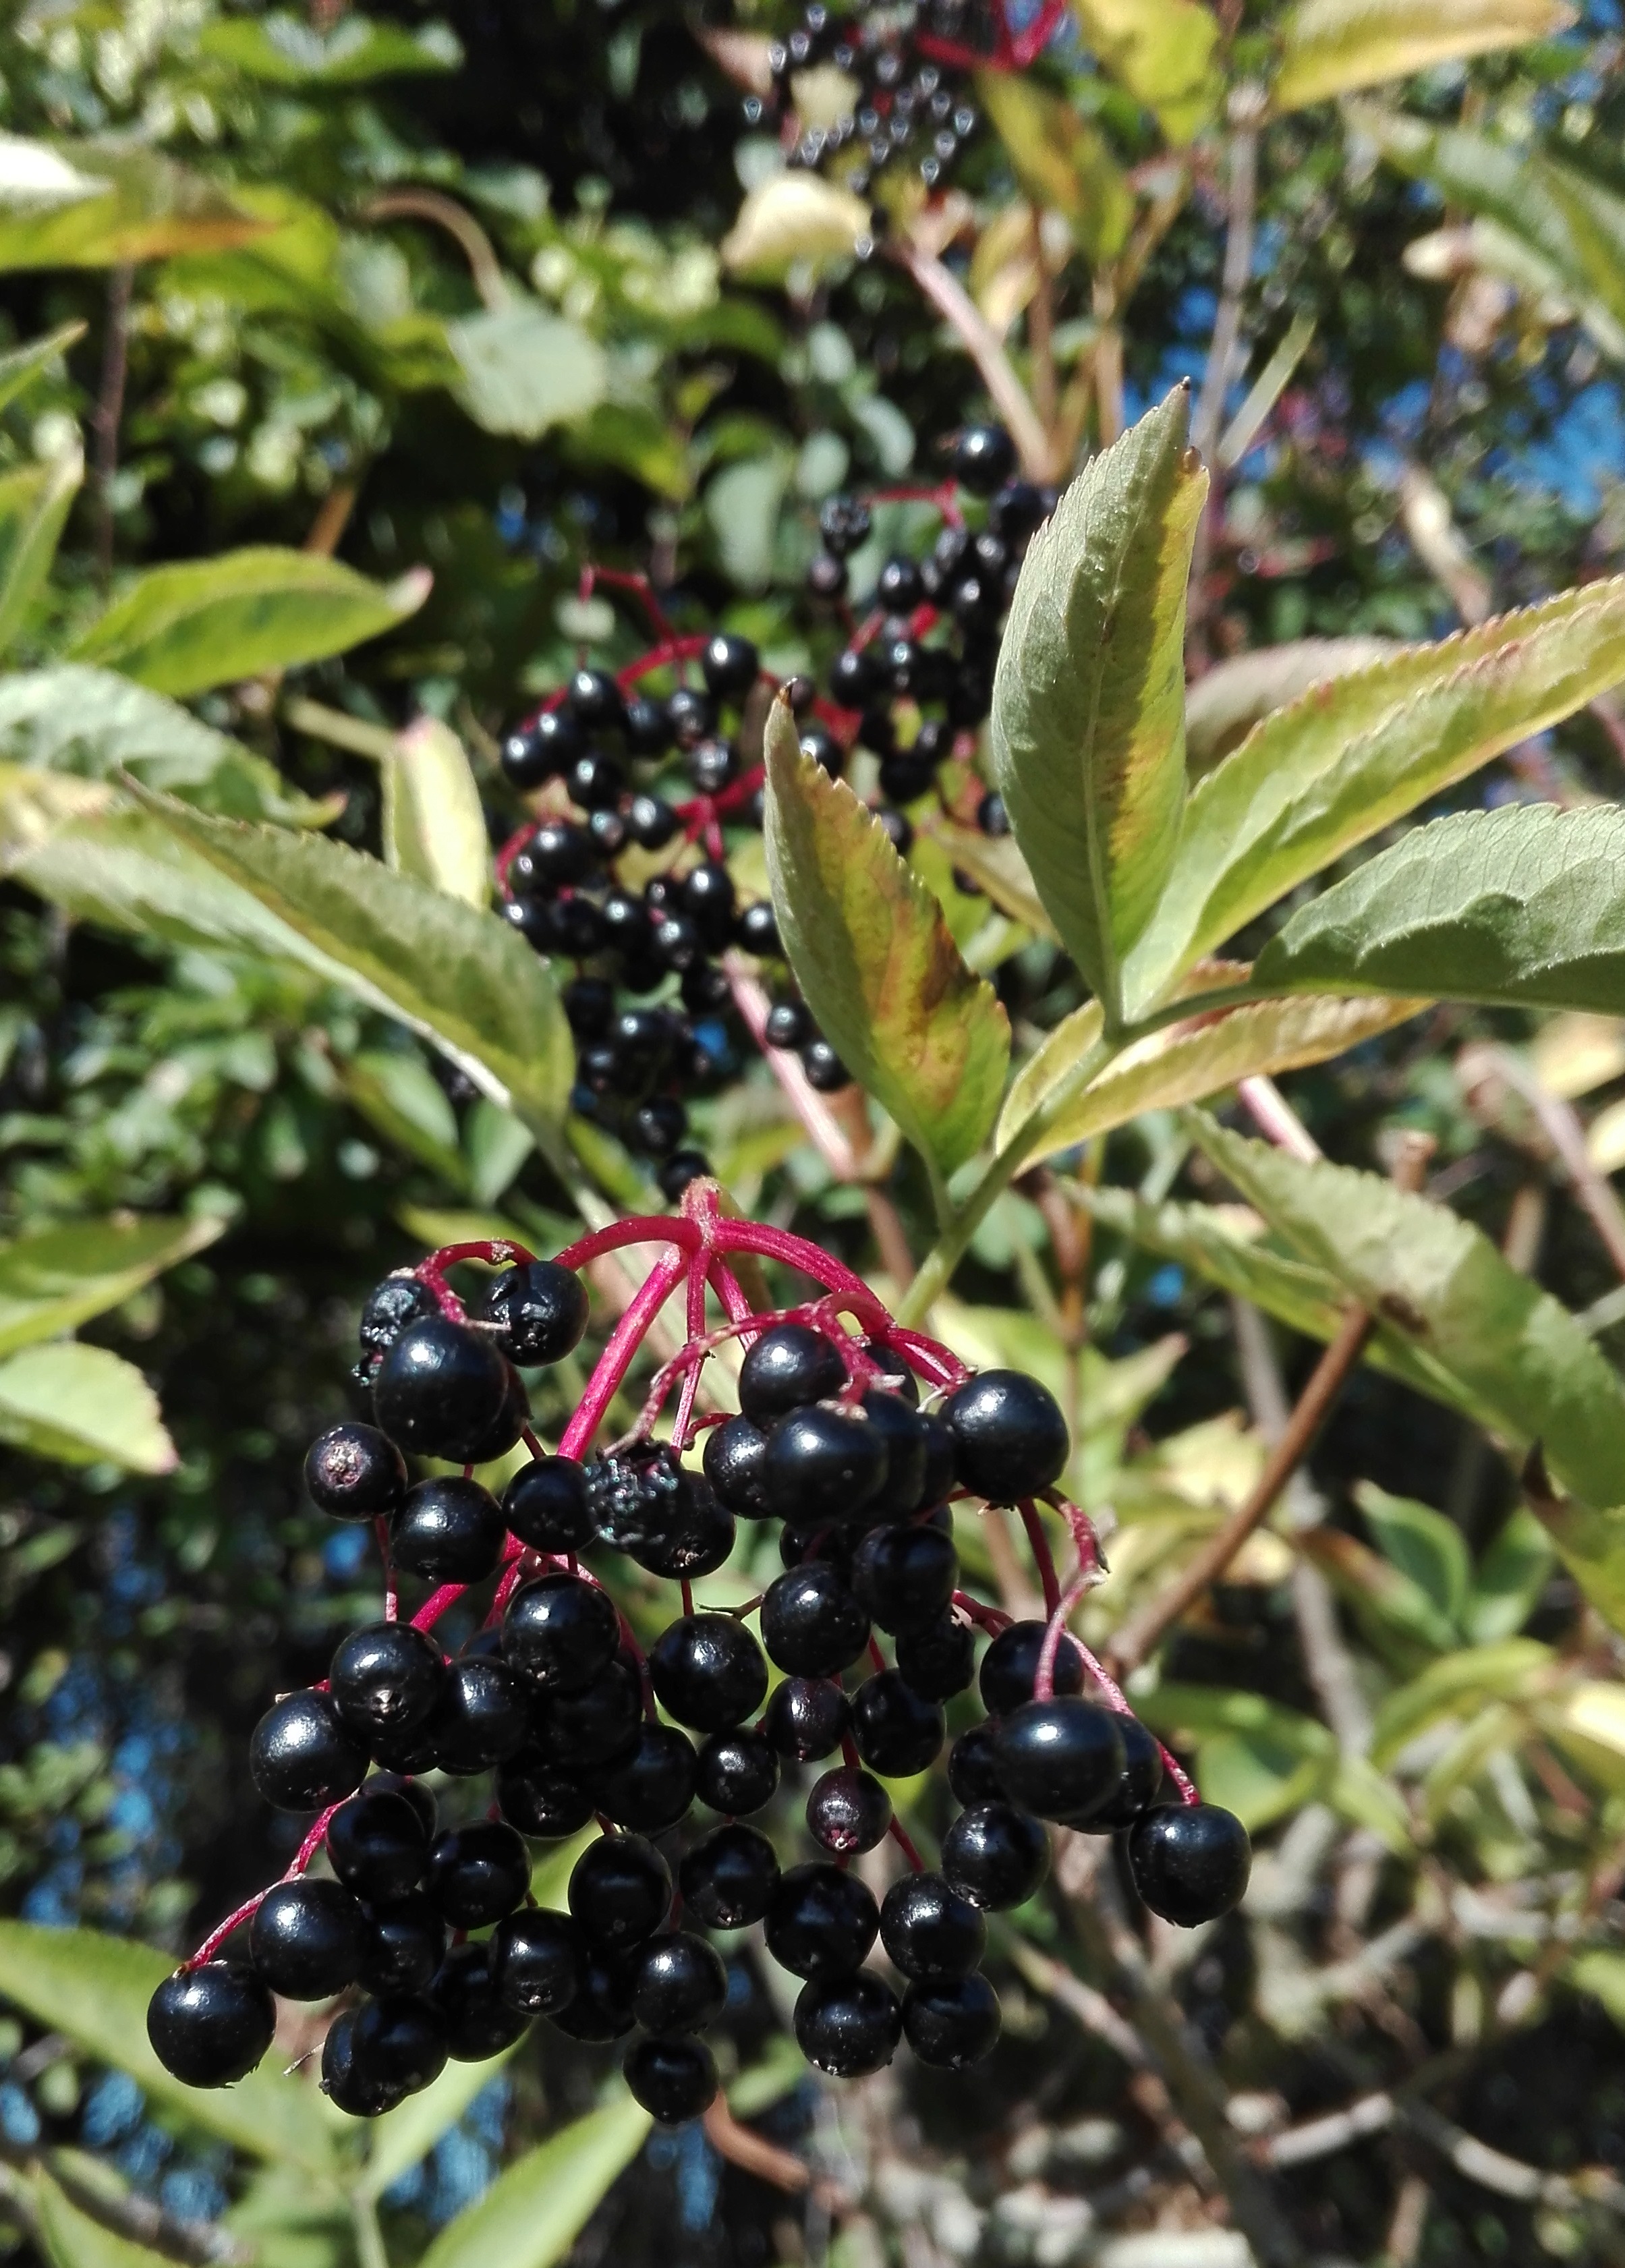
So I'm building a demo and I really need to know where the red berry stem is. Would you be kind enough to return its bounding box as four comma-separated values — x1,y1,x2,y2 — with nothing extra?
183,1801,342,1968
952,1589,1012,1634
559,1247,691,1460
1018,1497,1062,1617
887,1816,926,1874
866,480,965,528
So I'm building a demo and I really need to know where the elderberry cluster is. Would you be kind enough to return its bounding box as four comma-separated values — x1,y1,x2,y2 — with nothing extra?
757,1,990,193
147,1236,1249,2130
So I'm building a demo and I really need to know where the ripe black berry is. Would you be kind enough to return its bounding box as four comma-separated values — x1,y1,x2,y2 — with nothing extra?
764,1000,812,1051
766,1405,886,1524
497,1752,594,1840
430,1942,530,2061
994,1698,1126,1823
424,1821,530,1928
801,1040,849,1092
761,1564,871,1677
569,1833,671,1950
357,1894,446,1997
505,707,581,787
391,1476,506,1584
304,1423,407,1521
952,424,1015,495
852,1523,957,1632
903,1974,1001,2068
696,1726,779,1815
737,1322,847,1422
807,1766,892,1856
941,1802,1050,1910
880,1872,986,1981
765,1861,878,1979
859,1390,928,1511
895,1613,975,1701
1127,1803,1251,1927
764,1681,848,1767
250,1689,369,1812
942,1370,1068,1502
631,1932,728,2033
702,1416,769,1516
666,686,716,746
736,900,780,956
625,697,673,756
851,1670,944,1776
648,1613,768,1732
148,1964,275,2087
627,791,679,848
503,1456,595,1552
374,1315,515,1463
491,1908,588,2016
565,667,625,729
326,1786,428,1902
1078,1713,1165,1830
478,1260,589,1365
819,495,872,557
597,1725,699,1833
977,1619,1085,1716
679,1823,779,1930
518,818,596,889
795,1971,901,2076
625,2033,719,2124
347,1993,447,2103
536,1647,643,1767
429,1656,530,1774
548,1950,637,2042
329,1622,448,1745
946,1722,1006,1807
700,631,760,698
360,1275,436,1359
503,1573,620,1694
629,1473,735,1579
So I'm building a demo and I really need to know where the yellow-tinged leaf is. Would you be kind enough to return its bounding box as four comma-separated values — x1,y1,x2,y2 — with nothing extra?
1184,636,1398,772
1532,1011,1625,1100
975,74,1133,262
1371,1639,1553,1765
1522,1488,1625,1635
0,447,81,654
722,173,873,280
0,138,272,269
0,1343,174,1471
381,717,490,905
1068,0,1221,142
764,700,1010,1176
929,819,1059,940
1272,0,1575,115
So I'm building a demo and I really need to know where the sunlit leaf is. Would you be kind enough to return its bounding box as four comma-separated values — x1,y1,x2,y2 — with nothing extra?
975,75,1133,262
447,303,608,440
1355,1481,1471,1631
0,1344,174,1471
378,717,489,905
0,138,271,269
1066,0,1222,141
199,11,461,84
928,820,1059,941
418,2098,650,2268
1273,0,1574,113
1371,1639,1553,1765
764,700,1010,1176
720,173,874,280
0,448,80,654
0,322,85,418
1183,636,1397,773
0,1212,222,1357
1464,1508,1555,1645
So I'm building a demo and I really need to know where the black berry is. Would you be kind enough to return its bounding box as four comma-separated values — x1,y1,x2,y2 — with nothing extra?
250,1689,369,1812
391,1476,506,1585
1079,1714,1165,1830
478,1260,589,1365
795,1972,901,2077
766,1405,887,1524
679,1823,779,1930
597,1724,699,1832
648,1613,768,1732
896,1614,975,1700
1127,1803,1251,1927
148,1964,275,2088
625,2033,719,2124
737,1322,846,1423
946,1722,1006,1806
978,1620,1085,1716
764,1676,850,1761
503,1457,594,1552
503,1573,620,1694
430,1941,530,2061
765,1861,879,1979
903,1974,1001,2068
429,1655,530,1774
631,1931,728,2033
942,1371,1068,1502
941,1801,1050,1910
424,1821,530,1928
569,1833,671,1950
356,1894,446,1996
851,1670,944,1776
853,1522,957,1631
329,1622,448,1745
497,1752,595,1840
304,1423,407,1521
326,1785,429,1902
491,1908,588,2016
695,1726,780,1815
761,1563,871,1677
994,1698,1126,1823
373,1315,516,1463
807,1766,892,1856
702,1416,770,1516
880,1872,986,1981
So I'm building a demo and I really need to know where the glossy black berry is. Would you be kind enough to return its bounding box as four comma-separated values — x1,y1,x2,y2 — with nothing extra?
326,1786,428,1902
148,1964,274,2088
491,1908,588,2016
736,899,780,956
851,1670,944,1777
941,1801,1050,1910
425,1821,530,1928
798,723,844,775
505,707,581,789
917,1413,956,1508
978,1619,1086,1716
819,494,872,557
356,1894,447,1997
430,1656,530,1774
569,748,625,811
627,791,679,848
478,1259,589,1366
304,1423,407,1522
626,2033,719,2124
766,1861,879,1979
994,1697,1126,1824
880,1872,986,1981
764,1680,848,1767
679,1822,779,1930
1127,1803,1251,1927
352,1993,448,2103
250,1689,369,1812
852,1523,957,1633
597,1725,699,1833
330,1622,448,1746
659,1150,712,1202
764,1000,812,1051
737,1322,847,1422
946,1721,1006,1807
795,1971,901,2077
858,1390,927,1512
517,818,596,890
801,1039,849,1092
503,1456,595,1553
761,1564,871,1677
895,1613,975,1701
588,1444,687,1556
666,685,716,746
496,1752,595,1840
807,1767,891,1856
430,1941,530,2061
1077,1713,1166,1830
569,1833,671,1950
374,1315,515,1464
952,424,1015,495
807,550,848,599
631,1474,734,1579
702,1417,769,1516
943,1370,1068,1502
565,667,625,730
631,1932,728,2033
766,1405,886,1525
360,1275,437,1359
685,738,739,797
503,1573,620,1694
903,1974,1001,2068
536,1647,644,1767
648,1613,768,1732
700,631,760,698
696,1726,779,1815
391,1476,506,1585
548,1949,637,2042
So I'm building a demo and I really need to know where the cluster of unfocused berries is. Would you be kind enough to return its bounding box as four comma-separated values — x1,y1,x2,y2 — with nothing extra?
147,1245,1249,2128
490,422,1045,1185
753,0,990,192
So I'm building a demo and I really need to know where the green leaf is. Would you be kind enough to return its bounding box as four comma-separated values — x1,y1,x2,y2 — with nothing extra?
1272,0,1574,114
0,138,270,270
1135,1684,1334,1830
447,303,608,441
35,2167,173,2268
720,173,874,280
0,664,337,824
1303,1525,1462,1654
0,1922,337,2172
380,717,489,906
1371,1639,1553,1765
1355,1481,1471,1631
990,387,1207,1025
1524,1492,1625,1636
360,2047,519,2199
337,1049,466,1184
998,989,1421,1169
705,454,793,593
68,548,430,698
927,820,1059,941
1253,804,1625,1016
1464,1508,1555,1645
7,790,573,1137
0,449,81,654
0,1211,223,1355
1123,577,1625,1016
764,700,1010,1177
1194,1116,1625,1511
1066,0,1222,141
198,11,460,83
1568,1949,1625,2029
1183,637,1398,774
975,75,1133,262
0,1343,174,1471
0,322,84,416
418,2097,650,2268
